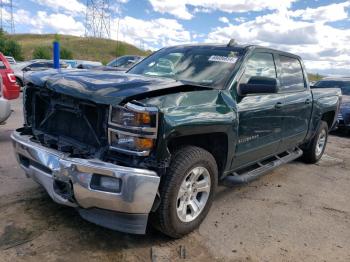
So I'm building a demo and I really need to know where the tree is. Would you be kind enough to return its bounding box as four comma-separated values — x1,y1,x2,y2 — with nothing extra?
60,47,73,59
0,29,24,61
54,33,61,43
0,29,7,52
32,46,51,59
5,40,24,61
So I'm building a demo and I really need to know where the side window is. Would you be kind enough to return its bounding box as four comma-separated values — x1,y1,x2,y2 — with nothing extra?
116,57,129,67
240,53,277,84
0,61,6,69
279,55,305,91
30,62,45,68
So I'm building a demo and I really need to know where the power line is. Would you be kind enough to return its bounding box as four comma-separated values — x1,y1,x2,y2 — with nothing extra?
0,0,15,34
84,0,111,39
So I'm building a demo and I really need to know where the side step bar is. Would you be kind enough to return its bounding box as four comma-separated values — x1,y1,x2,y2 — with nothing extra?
222,148,303,186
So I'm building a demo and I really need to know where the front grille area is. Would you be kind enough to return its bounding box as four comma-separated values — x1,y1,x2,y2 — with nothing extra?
26,87,108,156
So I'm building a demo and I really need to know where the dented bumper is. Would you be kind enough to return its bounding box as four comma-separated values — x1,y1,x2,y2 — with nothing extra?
11,130,160,234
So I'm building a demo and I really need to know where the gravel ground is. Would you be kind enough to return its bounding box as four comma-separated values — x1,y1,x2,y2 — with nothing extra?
0,97,349,262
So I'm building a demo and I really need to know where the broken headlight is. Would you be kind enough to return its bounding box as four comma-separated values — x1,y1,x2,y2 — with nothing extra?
108,102,158,156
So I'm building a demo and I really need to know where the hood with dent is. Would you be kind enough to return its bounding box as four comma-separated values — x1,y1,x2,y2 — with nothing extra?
26,69,188,106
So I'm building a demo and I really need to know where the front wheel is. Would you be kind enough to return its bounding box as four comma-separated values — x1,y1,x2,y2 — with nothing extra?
153,146,218,238
301,121,328,163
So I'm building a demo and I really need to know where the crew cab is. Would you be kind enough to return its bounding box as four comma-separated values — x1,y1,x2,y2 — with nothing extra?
0,53,20,124
11,43,341,238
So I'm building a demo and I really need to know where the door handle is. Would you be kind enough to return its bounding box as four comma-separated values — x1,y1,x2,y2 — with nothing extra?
305,99,311,104
275,102,283,109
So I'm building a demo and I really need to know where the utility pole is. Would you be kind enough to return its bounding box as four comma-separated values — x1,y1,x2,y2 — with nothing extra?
84,0,111,39
0,0,15,34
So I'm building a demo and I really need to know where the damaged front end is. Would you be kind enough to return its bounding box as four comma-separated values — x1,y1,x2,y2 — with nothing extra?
12,85,161,234
23,86,109,158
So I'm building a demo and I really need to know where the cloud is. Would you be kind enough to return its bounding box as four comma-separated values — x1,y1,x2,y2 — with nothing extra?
205,3,350,75
289,2,350,22
207,12,319,45
33,0,86,15
111,16,191,50
218,17,230,24
14,10,85,35
148,0,297,20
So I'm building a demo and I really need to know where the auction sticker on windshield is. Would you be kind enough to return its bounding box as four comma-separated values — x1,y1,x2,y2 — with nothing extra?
208,55,238,64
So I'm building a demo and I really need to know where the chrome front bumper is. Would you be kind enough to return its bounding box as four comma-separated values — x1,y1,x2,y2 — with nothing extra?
11,130,160,234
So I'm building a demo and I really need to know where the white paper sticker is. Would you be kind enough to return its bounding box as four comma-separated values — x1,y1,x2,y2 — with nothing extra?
208,55,237,64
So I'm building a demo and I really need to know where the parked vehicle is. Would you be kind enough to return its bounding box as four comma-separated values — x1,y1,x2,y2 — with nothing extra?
61,59,77,68
12,42,341,238
12,59,69,87
75,60,102,69
0,53,20,100
0,53,20,124
0,80,11,124
5,56,16,65
313,78,350,131
106,55,144,71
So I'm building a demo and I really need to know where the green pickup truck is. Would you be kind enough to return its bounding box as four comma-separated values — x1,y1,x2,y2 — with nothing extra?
12,42,341,238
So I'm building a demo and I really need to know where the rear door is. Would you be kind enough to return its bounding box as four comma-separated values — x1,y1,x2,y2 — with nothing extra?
277,55,312,151
232,52,285,169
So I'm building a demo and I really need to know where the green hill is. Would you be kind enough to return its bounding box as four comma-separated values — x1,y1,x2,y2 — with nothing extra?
308,73,323,82
9,34,149,64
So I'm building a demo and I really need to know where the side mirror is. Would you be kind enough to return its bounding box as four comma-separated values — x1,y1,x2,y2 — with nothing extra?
239,76,278,96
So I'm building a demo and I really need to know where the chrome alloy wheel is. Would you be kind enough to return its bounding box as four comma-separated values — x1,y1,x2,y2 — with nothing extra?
316,129,326,156
176,166,211,223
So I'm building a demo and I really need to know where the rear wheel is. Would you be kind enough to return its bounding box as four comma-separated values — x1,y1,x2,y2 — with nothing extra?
301,121,328,163
153,146,218,238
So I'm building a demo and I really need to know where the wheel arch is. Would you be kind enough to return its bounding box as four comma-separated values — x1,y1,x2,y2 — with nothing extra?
321,110,335,129
167,132,229,178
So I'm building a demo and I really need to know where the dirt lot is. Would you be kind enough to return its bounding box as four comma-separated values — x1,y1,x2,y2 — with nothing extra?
0,97,349,262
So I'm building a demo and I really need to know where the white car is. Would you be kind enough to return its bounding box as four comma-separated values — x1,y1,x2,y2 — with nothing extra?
5,56,16,65
12,59,69,88
0,79,11,124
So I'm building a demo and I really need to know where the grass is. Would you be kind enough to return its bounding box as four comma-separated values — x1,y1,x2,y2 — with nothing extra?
9,34,150,64
308,73,324,82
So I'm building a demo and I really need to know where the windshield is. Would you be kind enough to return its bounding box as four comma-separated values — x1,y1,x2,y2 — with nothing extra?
315,80,350,95
128,46,243,88
108,56,139,68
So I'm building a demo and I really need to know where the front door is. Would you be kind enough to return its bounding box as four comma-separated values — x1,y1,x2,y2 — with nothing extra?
231,52,285,169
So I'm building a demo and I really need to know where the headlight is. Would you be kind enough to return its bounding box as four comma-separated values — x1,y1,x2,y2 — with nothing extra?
110,104,158,128
108,102,158,156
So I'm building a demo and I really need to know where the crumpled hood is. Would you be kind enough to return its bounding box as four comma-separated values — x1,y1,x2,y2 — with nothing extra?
26,69,186,105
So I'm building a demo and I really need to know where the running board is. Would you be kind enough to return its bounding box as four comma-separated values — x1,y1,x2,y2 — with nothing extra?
222,148,303,186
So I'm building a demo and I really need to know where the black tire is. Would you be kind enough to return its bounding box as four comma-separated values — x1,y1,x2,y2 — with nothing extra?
301,121,328,164
15,77,23,91
153,146,218,238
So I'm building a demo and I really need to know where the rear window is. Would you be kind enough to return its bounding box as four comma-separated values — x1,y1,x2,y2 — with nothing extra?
279,55,305,91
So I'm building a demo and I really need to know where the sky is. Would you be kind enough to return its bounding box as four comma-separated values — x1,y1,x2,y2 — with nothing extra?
2,0,350,75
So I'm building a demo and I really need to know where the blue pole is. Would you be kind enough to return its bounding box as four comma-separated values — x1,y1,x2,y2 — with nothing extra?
53,41,60,69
